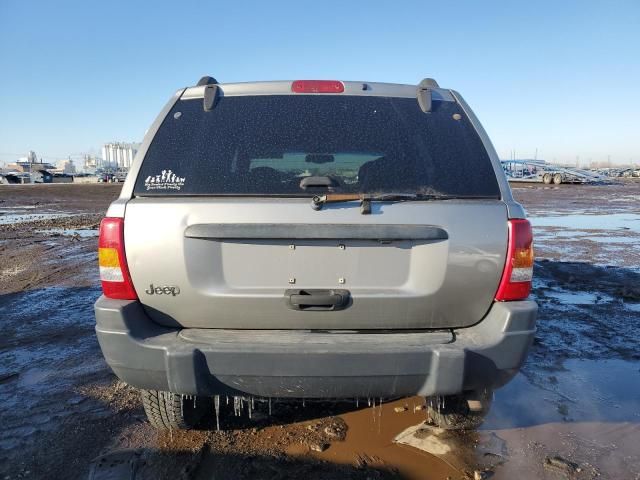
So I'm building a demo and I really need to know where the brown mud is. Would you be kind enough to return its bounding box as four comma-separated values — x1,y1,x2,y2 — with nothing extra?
1,182,639,479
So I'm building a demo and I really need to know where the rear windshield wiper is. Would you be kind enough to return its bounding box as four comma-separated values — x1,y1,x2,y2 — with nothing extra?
311,192,470,213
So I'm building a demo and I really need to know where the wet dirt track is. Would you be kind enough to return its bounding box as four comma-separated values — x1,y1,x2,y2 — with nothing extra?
1,183,639,479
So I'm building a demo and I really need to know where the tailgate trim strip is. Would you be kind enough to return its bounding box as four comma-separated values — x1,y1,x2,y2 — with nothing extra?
184,223,448,241
178,328,454,350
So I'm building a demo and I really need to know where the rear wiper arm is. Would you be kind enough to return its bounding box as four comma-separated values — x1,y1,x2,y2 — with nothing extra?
311,193,362,211
311,193,448,214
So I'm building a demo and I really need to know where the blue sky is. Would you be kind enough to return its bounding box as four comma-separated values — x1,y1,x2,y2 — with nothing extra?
1,0,639,166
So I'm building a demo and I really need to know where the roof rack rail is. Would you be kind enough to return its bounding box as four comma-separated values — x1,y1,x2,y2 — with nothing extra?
416,78,439,113
197,76,218,86
196,76,219,112
419,78,439,88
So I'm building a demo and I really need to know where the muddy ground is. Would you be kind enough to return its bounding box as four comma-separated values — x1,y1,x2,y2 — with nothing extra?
0,183,639,480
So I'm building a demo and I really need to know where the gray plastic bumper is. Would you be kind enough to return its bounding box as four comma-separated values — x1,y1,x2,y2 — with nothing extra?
95,296,537,398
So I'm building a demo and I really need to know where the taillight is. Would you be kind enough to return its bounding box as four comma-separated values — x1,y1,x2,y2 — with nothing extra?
495,219,534,301
98,217,138,300
291,80,344,93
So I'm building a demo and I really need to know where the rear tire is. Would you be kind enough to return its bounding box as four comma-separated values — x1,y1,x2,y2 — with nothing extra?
426,390,493,430
140,389,211,430
553,173,563,185
542,173,552,184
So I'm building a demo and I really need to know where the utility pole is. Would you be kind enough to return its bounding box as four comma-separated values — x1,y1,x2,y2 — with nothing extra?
28,150,34,183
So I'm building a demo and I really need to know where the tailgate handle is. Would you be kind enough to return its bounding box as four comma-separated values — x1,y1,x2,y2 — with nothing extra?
285,289,350,311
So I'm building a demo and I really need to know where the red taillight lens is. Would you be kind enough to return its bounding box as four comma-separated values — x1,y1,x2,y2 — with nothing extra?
98,217,138,300
291,80,344,93
495,219,534,301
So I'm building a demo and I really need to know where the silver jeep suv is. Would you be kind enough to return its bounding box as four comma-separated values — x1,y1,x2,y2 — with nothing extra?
95,77,537,430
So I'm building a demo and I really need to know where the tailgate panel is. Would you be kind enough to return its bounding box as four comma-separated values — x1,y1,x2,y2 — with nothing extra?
125,198,507,329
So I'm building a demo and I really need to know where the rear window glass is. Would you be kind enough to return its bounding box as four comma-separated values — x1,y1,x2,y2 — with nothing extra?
134,95,500,197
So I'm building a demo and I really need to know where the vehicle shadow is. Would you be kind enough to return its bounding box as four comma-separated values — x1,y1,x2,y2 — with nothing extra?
196,397,370,431
88,447,406,480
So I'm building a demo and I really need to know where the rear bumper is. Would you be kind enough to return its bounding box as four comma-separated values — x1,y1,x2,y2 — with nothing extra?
95,297,537,398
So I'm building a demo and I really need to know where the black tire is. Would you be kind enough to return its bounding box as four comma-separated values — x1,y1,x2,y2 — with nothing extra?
426,390,493,430
140,389,211,430
542,173,552,184
553,173,562,185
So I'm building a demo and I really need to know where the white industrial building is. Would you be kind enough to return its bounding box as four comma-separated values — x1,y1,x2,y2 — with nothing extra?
56,158,76,174
101,142,139,169
83,154,98,173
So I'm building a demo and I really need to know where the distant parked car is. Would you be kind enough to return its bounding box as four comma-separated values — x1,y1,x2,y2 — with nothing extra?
112,171,128,183
98,173,114,183
95,76,537,431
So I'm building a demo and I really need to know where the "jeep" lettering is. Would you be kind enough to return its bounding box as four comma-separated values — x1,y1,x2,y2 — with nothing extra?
145,284,181,296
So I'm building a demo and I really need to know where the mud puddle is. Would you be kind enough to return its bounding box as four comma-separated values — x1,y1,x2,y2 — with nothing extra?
193,360,640,480
487,359,640,428
482,358,640,479
304,398,458,480
0,286,107,461
100,397,461,480
391,358,640,479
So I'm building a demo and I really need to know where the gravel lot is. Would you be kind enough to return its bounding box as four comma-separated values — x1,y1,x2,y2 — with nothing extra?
1,182,639,480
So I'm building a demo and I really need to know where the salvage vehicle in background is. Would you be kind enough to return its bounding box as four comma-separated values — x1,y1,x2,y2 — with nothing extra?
501,159,605,184
95,76,538,431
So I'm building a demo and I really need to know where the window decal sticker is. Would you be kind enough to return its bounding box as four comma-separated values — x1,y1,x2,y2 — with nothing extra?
144,169,186,191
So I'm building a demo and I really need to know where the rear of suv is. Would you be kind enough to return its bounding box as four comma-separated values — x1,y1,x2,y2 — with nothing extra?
95,76,537,430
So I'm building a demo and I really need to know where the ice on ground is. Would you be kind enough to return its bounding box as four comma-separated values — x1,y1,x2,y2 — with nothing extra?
530,213,640,233
623,302,640,312
534,229,639,244
0,212,72,225
0,205,43,212
36,228,98,238
394,425,451,455
543,290,614,305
